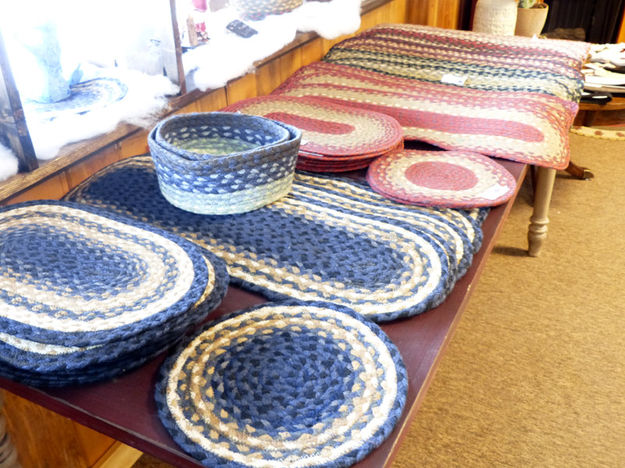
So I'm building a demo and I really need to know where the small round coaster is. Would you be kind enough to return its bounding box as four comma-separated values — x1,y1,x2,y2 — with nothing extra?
27,78,127,119
0,201,216,347
156,301,407,468
367,150,516,208
224,95,403,158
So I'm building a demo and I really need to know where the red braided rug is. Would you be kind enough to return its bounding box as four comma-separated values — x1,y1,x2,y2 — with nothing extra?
366,149,516,208
274,62,577,170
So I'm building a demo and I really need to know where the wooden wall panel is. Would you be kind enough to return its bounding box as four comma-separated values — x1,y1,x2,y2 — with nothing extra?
406,0,465,29
5,173,70,204
64,144,123,191
118,130,151,159
2,390,115,468
226,73,258,104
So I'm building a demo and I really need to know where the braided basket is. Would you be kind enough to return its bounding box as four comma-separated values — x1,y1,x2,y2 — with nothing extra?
149,112,301,215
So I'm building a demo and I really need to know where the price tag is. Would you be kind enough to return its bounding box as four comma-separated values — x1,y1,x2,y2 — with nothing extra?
480,184,509,200
441,74,468,86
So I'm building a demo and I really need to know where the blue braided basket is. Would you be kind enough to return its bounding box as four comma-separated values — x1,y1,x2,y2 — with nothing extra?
155,301,407,468
148,112,302,215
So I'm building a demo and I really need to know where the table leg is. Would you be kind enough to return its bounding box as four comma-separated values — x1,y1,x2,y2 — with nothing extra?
0,393,20,468
565,161,594,180
528,167,556,257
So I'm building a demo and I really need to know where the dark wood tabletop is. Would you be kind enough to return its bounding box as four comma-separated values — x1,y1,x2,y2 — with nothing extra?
0,158,527,468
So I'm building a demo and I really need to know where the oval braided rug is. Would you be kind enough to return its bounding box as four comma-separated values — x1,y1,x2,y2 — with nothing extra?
65,155,466,322
367,149,516,208
0,254,227,375
293,172,481,279
155,301,407,468
273,61,576,170
0,201,219,347
223,95,403,158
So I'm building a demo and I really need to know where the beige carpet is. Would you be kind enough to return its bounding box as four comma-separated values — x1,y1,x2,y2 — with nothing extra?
392,133,625,467
135,133,625,467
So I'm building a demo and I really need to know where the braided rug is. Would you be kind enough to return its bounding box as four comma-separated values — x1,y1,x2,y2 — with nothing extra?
0,258,225,376
323,24,590,101
358,24,591,63
155,301,407,468
27,78,127,119
65,155,485,322
294,171,486,278
366,149,516,208
223,95,403,157
0,201,228,386
273,62,576,170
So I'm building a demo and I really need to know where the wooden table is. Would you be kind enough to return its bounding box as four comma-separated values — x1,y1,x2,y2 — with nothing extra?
576,95,625,127
0,160,527,468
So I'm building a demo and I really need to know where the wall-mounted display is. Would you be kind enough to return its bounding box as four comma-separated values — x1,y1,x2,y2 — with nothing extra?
0,0,181,162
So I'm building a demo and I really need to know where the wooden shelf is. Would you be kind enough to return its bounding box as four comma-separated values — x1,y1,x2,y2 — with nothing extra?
0,0,392,205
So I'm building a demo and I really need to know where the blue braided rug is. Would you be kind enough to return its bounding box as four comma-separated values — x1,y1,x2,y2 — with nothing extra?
293,171,488,278
0,200,220,347
64,155,487,322
0,264,225,375
155,301,407,468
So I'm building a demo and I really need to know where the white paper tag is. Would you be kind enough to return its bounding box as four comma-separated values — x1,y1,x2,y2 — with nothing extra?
441,73,468,86
480,184,509,200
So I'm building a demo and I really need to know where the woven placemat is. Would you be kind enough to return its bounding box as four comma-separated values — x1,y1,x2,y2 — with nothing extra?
322,37,584,101
223,95,403,157
0,336,174,387
295,156,377,173
155,301,407,468
65,156,464,322
0,252,227,374
26,78,127,119
273,62,576,170
366,149,516,208
293,171,481,279
0,201,217,346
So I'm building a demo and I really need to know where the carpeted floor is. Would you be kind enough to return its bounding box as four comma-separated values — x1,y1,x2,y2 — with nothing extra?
391,133,625,467
134,132,625,467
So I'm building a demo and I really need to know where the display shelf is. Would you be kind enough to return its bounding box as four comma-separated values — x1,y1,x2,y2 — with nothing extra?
0,156,527,468
0,0,393,205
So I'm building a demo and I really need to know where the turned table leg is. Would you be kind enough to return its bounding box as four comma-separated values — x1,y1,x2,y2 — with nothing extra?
528,167,556,257
0,393,20,468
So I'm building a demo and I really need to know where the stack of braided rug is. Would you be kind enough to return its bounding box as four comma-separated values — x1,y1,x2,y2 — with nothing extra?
323,24,590,101
0,201,228,387
272,24,591,171
223,95,404,172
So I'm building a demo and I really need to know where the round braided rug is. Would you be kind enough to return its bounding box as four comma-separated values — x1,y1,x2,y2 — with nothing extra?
0,201,215,347
223,95,403,158
27,78,127,119
155,301,407,468
367,149,516,208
